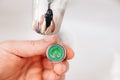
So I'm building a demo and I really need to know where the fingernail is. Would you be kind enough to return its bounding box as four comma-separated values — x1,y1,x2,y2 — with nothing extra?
44,35,55,41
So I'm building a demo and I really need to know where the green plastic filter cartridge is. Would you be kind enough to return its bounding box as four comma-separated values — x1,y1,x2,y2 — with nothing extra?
46,44,66,63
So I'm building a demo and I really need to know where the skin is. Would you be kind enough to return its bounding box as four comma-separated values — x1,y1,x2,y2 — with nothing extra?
0,36,74,80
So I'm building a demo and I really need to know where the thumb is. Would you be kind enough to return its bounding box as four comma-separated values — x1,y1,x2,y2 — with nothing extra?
0,36,58,57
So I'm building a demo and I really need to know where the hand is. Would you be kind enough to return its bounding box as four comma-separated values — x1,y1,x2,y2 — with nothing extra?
0,36,74,80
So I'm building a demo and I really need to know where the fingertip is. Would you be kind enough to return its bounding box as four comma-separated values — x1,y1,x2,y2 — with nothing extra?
35,36,59,56
43,35,58,43
52,36,59,43
53,61,69,76
64,45,75,60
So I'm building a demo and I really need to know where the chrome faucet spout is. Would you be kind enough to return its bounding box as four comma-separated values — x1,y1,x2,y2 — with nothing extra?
33,0,68,35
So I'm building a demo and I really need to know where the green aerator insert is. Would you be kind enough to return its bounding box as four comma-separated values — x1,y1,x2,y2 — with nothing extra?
46,44,66,63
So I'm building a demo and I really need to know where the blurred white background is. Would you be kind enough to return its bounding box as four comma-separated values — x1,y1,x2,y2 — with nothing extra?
0,0,120,80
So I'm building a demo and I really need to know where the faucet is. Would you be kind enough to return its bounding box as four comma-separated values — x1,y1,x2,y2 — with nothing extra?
32,0,68,35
